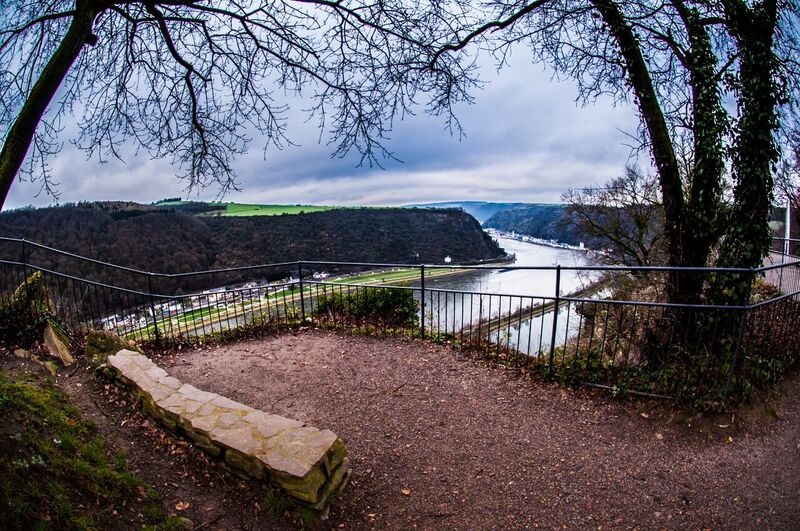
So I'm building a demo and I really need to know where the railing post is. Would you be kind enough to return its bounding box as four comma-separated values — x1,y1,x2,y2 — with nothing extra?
722,271,754,404
298,261,306,322
420,264,426,339
147,273,160,346
20,239,34,326
548,265,562,374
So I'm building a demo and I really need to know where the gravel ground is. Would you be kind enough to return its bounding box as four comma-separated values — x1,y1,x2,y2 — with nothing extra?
149,328,800,530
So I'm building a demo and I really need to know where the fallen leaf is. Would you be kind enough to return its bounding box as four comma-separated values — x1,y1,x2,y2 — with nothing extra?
400,488,411,496
175,501,190,511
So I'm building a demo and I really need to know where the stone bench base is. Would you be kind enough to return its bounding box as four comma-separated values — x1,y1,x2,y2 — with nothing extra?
105,349,349,509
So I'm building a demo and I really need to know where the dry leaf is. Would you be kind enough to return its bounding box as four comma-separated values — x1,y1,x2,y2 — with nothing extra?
400,488,411,496
175,501,190,511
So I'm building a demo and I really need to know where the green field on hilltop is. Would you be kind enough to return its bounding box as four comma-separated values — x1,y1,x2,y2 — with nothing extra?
209,203,336,217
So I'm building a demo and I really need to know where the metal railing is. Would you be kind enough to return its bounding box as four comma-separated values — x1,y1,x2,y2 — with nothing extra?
2,235,800,404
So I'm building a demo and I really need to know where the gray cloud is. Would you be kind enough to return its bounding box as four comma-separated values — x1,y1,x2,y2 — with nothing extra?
4,54,640,210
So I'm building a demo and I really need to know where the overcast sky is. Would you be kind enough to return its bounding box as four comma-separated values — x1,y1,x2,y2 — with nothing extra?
4,54,642,211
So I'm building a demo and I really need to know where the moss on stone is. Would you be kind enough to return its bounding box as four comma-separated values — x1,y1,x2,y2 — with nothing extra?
275,463,327,504
86,330,142,368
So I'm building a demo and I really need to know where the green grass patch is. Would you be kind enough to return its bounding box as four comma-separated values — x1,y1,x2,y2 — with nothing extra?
176,305,219,324
205,203,337,217
152,200,188,206
314,285,419,329
0,369,169,529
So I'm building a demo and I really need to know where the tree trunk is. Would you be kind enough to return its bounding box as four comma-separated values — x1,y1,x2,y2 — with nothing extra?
714,0,781,304
677,4,727,304
0,1,98,209
590,0,687,303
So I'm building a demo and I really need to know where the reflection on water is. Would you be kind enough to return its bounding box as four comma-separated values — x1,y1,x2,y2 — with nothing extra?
416,236,589,297
415,235,596,355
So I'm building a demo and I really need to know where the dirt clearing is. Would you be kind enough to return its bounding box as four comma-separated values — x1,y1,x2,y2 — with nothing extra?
151,328,800,529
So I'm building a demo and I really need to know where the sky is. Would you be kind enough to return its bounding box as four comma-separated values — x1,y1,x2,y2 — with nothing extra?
4,53,642,211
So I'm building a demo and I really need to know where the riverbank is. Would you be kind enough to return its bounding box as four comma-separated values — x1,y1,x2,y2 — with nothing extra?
485,228,587,251
118,235,582,342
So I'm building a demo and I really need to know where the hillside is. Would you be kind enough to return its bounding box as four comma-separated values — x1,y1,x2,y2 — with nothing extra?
482,203,593,246
406,201,527,224
0,203,505,286
410,202,590,246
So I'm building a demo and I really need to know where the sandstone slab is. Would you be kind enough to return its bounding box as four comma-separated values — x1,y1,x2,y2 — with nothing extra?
43,321,74,366
105,349,349,508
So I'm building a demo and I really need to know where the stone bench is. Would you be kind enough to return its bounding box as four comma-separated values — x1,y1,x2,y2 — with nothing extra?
104,349,350,509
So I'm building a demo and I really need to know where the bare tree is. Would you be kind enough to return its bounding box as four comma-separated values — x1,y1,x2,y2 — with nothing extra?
774,132,800,215
431,0,799,303
563,166,665,268
0,0,478,207
772,135,800,253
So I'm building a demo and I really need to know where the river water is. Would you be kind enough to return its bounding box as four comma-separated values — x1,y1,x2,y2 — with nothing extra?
420,233,590,297
409,233,595,356
178,233,594,353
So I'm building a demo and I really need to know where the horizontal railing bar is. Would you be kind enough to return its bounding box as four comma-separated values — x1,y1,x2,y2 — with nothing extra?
5,236,800,278
0,237,149,276
0,259,296,300
2,258,794,311
157,261,300,279
746,289,800,309
0,260,153,297
298,260,423,269
420,284,752,310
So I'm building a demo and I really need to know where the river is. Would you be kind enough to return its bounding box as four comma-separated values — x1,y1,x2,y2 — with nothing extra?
409,233,596,356
164,233,595,352
421,233,590,297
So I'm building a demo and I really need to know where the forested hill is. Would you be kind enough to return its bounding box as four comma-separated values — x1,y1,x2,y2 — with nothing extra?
412,201,591,246
482,204,588,246
406,201,527,224
0,203,504,273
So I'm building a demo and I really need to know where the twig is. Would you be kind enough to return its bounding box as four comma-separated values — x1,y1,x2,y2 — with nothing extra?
422,512,456,518
193,514,222,531
367,382,408,397
270,396,292,409
91,396,110,417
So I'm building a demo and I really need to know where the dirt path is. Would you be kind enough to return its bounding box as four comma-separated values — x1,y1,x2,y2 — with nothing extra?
147,328,800,530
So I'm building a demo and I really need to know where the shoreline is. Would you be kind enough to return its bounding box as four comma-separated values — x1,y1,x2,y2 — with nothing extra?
485,228,588,252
